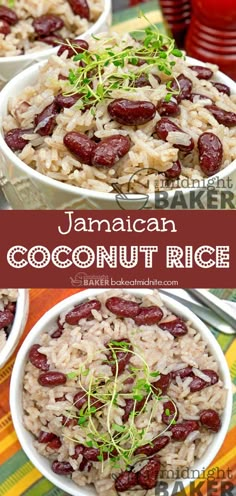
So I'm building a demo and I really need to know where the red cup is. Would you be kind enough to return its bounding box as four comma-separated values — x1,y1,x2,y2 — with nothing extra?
186,0,236,80
159,0,191,48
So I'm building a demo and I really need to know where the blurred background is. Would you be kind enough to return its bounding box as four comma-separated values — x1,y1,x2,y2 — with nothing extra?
113,0,150,11
113,0,236,81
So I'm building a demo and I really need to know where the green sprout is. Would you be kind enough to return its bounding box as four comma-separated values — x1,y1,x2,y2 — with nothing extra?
60,13,184,113
63,340,179,472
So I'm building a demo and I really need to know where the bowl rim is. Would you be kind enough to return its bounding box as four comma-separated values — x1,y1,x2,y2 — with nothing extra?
10,288,232,496
0,288,29,368
0,0,112,63
0,55,236,202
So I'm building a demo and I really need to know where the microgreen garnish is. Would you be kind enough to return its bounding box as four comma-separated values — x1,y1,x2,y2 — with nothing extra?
150,371,160,378
67,371,77,379
62,13,184,112
64,341,178,471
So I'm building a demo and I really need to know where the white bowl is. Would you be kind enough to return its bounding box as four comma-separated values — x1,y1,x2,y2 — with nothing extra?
0,289,29,368
10,289,232,495
0,56,236,210
0,0,111,85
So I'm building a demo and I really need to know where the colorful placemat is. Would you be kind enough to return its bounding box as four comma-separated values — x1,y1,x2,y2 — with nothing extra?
0,288,235,496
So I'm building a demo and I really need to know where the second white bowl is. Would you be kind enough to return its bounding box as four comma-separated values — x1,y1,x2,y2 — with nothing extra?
0,0,111,85
10,289,232,495
0,289,29,368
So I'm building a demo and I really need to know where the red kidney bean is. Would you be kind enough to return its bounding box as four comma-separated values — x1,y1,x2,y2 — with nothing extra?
38,431,57,443
56,394,66,402
106,297,140,318
83,447,108,461
55,394,66,402
134,435,170,456
133,73,161,88
171,74,193,101
134,74,150,87
64,132,96,165
190,66,213,80
61,416,78,427
38,371,67,387
0,309,14,329
165,160,182,179
73,391,88,409
171,366,193,380
29,344,49,371
90,397,104,410
138,457,161,490
200,409,221,432
156,118,194,153
68,0,90,19
56,92,81,109
162,400,179,425
0,6,18,25
58,38,89,58
38,34,64,47
108,99,156,126
111,350,131,376
79,458,92,472
51,328,63,339
50,322,63,340
91,135,131,168
52,461,74,475
33,15,64,37
47,437,62,449
205,104,236,127
0,20,10,35
35,101,60,136
107,338,132,376
122,398,146,423
5,128,34,152
190,377,208,392
159,318,188,337
72,444,85,459
202,369,219,384
134,306,163,326
121,398,136,420
84,448,100,462
198,132,223,177
157,100,180,117
152,373,171,395
212,82,231,96
189,93,213,103
5,302,16,313
190,369,219,392
74,391,103,411
65,300,101,324
115,471,138,492
171,420,199,441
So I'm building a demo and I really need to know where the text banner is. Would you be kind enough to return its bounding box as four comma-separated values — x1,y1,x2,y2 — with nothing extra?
0,210,235,288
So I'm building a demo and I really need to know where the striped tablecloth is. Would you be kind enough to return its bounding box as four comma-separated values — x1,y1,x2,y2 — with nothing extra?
0,288,236,496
